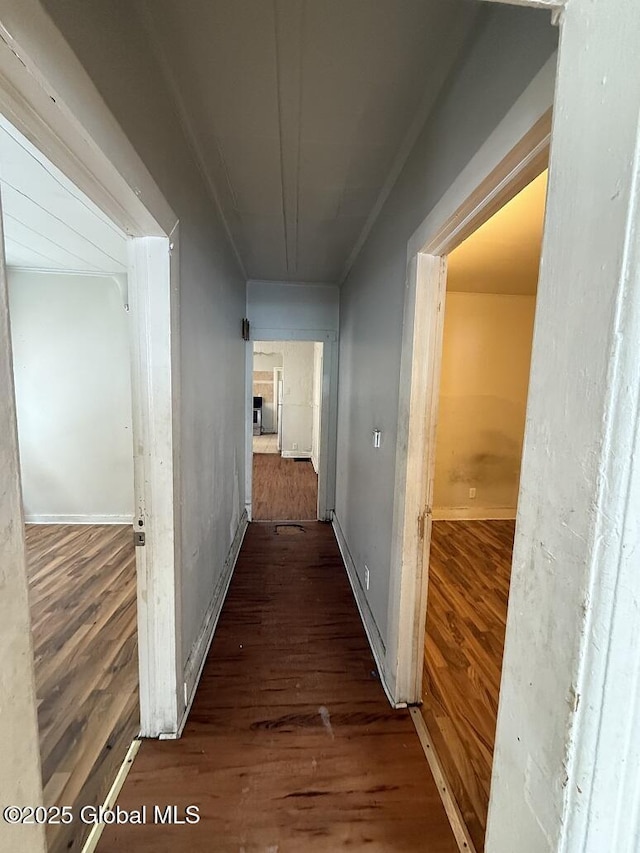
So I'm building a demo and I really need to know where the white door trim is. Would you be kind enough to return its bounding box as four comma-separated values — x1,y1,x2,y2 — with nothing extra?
0,3,183,737
387,55,556,706
246,329,338,522
128,236,181,736
0,188,47,853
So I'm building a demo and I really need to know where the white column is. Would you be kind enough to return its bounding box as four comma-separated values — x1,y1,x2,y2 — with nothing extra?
487,1,640,851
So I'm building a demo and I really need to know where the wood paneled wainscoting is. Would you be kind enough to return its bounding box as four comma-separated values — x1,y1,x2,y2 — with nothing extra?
25,523,139,853
420,519,515,852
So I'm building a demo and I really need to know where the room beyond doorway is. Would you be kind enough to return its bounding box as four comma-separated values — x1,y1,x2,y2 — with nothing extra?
251,340,323,521
421,169,547,851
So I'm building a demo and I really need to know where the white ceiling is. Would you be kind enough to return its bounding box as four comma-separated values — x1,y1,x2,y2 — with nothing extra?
0,114,127,275
135,0,480,283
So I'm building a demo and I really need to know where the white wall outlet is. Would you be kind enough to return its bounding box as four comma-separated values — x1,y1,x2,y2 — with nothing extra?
373,429,381,449
292,442,298,450
469,487,477,499
364,565,370,590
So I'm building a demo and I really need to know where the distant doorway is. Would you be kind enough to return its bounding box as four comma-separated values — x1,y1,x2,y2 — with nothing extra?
251,341,323,521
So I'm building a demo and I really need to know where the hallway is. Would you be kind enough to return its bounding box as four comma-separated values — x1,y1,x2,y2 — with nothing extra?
100,523,457,851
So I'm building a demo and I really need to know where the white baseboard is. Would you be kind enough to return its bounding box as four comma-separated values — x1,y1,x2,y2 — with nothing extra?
281,450,312,459
432,506,516,521
311,452,319,474
172,509,249,739
24,513,134,524
331,512,403,709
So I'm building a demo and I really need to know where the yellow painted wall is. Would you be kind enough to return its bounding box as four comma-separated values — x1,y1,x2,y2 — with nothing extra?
433,292,536,516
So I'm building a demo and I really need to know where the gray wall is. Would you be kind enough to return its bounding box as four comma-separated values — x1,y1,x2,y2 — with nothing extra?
247,280,339,335
335,6,558,644
40,0,247,671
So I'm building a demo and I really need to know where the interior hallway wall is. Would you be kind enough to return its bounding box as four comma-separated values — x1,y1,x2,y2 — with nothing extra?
39,0,248,678
335,6,557,645
433,293,536,518
8,271,133,522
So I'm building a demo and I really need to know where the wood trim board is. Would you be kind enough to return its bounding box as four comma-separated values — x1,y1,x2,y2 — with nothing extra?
410,708,477,853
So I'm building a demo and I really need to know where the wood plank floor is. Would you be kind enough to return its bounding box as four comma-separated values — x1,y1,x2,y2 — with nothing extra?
100,522,457,852
25,524,139,853
252,452,318,521
420,520,515,852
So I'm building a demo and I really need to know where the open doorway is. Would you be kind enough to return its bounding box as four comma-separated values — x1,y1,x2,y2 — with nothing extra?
1,114,139,853
251,340,323,521
420,170,547,851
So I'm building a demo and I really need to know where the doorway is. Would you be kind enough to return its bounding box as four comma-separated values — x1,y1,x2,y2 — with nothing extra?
420,171,547,851
251,340,323,521
0,112,139,853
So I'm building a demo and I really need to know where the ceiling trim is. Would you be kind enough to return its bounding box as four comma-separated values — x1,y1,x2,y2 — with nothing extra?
135,1,247,280
339,7,486,285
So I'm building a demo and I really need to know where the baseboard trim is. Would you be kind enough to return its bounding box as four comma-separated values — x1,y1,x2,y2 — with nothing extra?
24,514,134,524
331,512,403,709
281,450,312,459
432,506,516,521
169,509,249,740
410,708,478,853
81,738,141,853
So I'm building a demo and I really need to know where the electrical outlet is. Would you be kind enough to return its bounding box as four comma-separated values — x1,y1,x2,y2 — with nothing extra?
469,487,477,499
292,442,298,450
364,565,370,591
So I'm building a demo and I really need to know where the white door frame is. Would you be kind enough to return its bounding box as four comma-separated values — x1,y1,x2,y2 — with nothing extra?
0,189,47,853
387,56,555,706
0,2,183,737
245,330,338,522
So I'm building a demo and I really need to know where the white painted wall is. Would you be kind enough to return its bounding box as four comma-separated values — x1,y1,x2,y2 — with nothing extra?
38,0,248,692
433,292,535,519
335,5,557,647
311,342,323,473
8,270,134,523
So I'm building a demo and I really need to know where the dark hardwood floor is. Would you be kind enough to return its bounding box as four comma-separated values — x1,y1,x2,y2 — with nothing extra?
252,452,318,521
100,522,457,852
421,519,515,852
26,523,139,853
